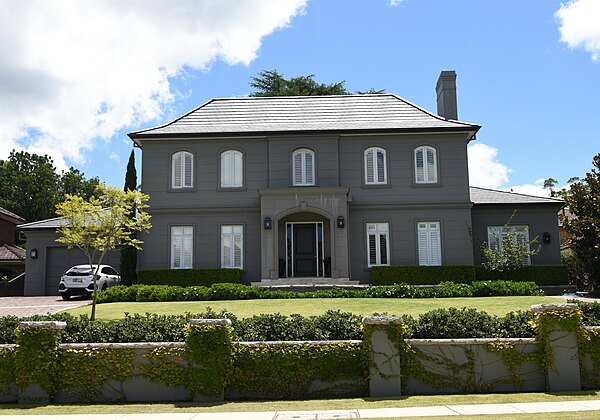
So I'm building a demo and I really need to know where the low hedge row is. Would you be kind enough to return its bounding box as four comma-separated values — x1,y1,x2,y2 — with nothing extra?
137,268,242,287
97,280,542,303
371,265,568,286
1,301,598,344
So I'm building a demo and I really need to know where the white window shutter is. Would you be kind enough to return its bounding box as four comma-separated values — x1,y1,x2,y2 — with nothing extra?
233,151,243,187
293,152,303,185
379,233,388,265
415,148,424,182
305,152,314,185
418,226,428,265
429,223,441,266
365,149,374,184
426,147,436,182
221,151,231,187
184,152,193,187
487,227,501,250
376,150,385,183
173,153,182,188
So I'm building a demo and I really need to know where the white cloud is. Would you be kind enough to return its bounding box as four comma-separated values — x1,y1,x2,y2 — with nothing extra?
556,0,600,61
506,179,551,197
388,0,406,6
467,143,511,189
0,0,307,167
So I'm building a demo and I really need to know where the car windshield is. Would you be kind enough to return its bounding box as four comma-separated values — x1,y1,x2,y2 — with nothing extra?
65,268,95,276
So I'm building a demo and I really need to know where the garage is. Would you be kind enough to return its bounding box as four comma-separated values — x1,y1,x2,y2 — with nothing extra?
44,247,120,296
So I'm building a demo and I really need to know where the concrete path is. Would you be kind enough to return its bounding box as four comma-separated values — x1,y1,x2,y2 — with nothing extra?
1,400,600,419
0,296,89,317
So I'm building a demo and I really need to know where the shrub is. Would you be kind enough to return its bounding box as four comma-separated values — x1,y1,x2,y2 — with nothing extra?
474,265,568,285
576,301,600,326
137,268,242,287
411,308,500,339
371,265,476,285
471,280,542,297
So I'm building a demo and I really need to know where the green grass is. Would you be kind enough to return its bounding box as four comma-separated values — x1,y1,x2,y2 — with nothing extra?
63,296,562,320
0,391,598,415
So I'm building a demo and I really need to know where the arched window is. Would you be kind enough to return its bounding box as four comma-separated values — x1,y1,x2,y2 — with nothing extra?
292,148,315,186
414,146,437,183
221,150,243,188
171,151,193,188
364,147,387,185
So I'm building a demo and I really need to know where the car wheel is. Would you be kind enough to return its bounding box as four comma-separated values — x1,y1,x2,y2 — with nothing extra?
101,283,108,291
60,292,71,301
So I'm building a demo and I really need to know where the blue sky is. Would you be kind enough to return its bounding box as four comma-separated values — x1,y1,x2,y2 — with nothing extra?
1,0,598,196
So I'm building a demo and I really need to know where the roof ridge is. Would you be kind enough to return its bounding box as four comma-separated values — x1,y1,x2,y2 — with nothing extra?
469,186,564,202
390,94,479,127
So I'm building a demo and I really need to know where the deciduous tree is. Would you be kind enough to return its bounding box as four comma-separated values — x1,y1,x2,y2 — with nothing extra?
55,185,151,320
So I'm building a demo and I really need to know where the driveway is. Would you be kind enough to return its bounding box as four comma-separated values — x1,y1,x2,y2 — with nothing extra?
0,296,89,317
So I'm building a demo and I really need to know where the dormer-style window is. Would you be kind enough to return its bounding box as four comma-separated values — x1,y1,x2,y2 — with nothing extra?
221,150,243,188
172,151,193,188
364,147,387,185
414,146,437,183
292,148,315,186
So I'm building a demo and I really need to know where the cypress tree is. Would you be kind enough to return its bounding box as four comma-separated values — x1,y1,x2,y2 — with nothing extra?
120,150,138,285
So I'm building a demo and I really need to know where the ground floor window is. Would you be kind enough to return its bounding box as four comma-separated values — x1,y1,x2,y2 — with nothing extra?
487,225,531,265
418,221,441,266
221,225,243,269
171,226,193,269
367,222,389,267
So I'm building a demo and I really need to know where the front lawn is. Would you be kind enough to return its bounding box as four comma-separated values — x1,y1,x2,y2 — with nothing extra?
63,295,561,320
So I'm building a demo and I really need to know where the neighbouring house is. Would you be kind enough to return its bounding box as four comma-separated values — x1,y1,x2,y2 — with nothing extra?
0,207,26,279
19,71,564,294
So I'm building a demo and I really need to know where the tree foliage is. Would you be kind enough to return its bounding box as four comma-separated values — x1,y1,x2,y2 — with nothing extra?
480,222,540,274
0,150,100,223
120,150,138,286
55,185,151,320
249,69,384,97
561,153,600,291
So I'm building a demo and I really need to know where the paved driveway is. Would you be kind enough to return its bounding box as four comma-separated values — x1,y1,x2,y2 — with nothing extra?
0,296,89,317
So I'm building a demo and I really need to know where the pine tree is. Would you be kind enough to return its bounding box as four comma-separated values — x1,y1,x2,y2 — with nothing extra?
120,150,138,285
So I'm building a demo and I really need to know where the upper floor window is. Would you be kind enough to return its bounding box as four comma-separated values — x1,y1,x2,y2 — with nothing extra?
221,150,243,188
487,225,532,265
171,225,193,269
367,222,390,267
418,221,441,266
364,147,387,185
292,148,315,186
414,146,437,183
172,151,193,188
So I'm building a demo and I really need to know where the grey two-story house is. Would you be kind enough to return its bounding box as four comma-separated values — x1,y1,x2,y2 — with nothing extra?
125,71,562,284
19,71,563,294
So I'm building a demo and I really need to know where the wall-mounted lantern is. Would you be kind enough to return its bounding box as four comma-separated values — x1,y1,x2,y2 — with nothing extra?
543,232,551,244
337,216,345,229
264,217,272,230
30,248,38,259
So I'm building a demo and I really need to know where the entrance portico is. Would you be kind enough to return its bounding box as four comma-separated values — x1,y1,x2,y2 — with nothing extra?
259,187,350,281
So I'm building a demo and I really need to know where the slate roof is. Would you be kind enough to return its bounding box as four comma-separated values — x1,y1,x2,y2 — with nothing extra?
470,187,564,205
0,244,26,261
0,207,26,224
129,94,480,141
18,215,67,230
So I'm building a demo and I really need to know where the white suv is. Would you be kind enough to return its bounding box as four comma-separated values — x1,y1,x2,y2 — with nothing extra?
58,264,121,300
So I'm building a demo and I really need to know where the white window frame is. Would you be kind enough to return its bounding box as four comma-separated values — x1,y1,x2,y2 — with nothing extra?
220,150,243,188
221,225,244,269
487,225,532,265
414,145,438,184
171,151,193,189
292,148,315,186
170,226,193,269
366,222,390,267
418,221,442,266
364,147,387,185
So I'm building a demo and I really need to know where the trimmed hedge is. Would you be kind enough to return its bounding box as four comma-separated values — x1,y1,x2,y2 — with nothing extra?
371,265,476,286
474,265,569,285
137,268,242,287
371,265,568,286
97,281,542,304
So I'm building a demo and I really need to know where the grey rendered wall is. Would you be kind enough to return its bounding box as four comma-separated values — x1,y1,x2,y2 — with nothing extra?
22,229,120,296
471,204,562,265
349,206,474,283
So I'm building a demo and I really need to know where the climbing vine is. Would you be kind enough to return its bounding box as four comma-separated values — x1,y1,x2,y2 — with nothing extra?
0,347,15,395
141,346,188,389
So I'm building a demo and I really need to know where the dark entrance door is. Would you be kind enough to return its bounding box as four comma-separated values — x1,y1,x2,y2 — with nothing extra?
293,224,317,276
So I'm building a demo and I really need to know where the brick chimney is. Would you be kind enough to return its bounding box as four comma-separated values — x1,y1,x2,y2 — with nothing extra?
435,70,458,120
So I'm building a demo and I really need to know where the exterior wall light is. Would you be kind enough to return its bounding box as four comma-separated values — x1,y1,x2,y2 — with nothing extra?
30,248,38,259
337,216,345,229
543,232,551,244
264,217,272,229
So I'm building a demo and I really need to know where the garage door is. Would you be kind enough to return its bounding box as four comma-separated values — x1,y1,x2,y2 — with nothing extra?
44,247,120,295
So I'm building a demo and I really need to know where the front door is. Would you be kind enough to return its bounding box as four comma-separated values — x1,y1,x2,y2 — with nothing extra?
293,224,317,277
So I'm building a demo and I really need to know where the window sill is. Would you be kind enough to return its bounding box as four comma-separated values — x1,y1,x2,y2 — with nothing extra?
216,187,247,192
167,187,197,193
361,184,392,189
411,182,442,188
